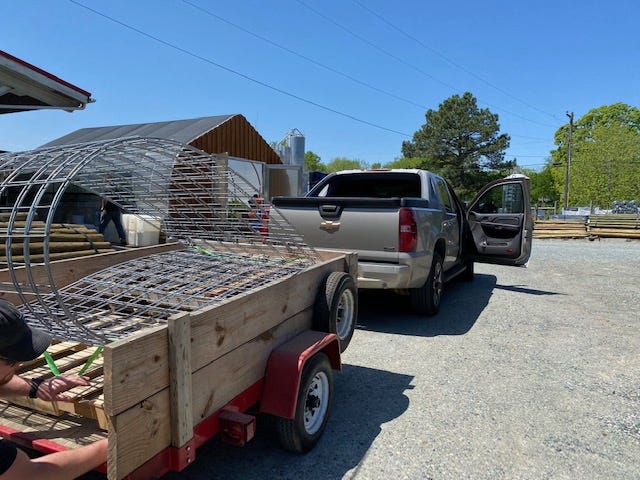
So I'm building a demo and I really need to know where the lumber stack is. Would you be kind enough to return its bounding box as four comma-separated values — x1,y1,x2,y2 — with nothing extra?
533,219,588,238
0,215,113,263
588,214,640,239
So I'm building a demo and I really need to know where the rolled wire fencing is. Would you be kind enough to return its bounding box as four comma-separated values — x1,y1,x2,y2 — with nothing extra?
0,137,318,345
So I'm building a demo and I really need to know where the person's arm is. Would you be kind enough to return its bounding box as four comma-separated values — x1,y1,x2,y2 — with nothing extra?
1,438,107,480
0,374,90,402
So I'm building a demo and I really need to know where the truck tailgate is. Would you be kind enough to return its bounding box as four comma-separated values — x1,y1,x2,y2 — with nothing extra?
273,197,405,260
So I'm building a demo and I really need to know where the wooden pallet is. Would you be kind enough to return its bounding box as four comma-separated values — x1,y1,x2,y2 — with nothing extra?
0,401,107,450
11,340,108,429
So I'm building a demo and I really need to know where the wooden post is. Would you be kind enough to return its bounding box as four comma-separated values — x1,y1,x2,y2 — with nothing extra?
168,312,194,448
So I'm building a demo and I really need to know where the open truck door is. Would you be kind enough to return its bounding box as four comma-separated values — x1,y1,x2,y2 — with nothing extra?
466,174,533,266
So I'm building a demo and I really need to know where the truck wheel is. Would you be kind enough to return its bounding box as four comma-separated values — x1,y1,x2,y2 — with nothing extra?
313,272,357,353
276,353,333,453
410,252,443,315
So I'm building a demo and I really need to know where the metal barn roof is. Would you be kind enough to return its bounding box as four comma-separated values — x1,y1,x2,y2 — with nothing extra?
40,114,283,165
0,50,92,114
41,115,235,148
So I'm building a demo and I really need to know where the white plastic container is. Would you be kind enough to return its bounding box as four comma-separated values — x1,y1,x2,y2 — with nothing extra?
125,214,161,247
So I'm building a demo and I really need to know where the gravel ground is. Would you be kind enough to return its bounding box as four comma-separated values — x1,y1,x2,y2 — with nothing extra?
135,239,640,479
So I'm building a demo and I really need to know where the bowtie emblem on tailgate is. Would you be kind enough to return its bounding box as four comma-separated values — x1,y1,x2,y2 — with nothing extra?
320,220,340,232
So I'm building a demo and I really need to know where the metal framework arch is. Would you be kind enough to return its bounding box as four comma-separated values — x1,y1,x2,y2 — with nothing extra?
0,137,317,345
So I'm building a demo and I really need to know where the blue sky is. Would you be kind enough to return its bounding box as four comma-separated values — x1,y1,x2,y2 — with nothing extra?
2,0,639,171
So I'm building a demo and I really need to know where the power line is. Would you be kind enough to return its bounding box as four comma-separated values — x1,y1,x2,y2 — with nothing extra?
510,134,552,141
296,0,559,130
351,0,562,122
507,154,551,158
68,1,557,162
182,0,559,148
68,0,412,137
181,0,428,111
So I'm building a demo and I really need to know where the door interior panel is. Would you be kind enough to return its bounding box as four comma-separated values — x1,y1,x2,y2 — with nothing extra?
468,212,523,257
474,214,522,239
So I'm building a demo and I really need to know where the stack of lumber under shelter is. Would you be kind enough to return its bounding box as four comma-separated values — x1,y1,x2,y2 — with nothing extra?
0,212,113,263
533,219,588,238
588,214,640,239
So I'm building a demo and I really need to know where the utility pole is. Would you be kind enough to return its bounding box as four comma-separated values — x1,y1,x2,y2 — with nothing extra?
564,111,574,211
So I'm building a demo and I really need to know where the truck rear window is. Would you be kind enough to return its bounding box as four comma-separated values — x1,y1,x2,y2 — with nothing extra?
313,173,421,198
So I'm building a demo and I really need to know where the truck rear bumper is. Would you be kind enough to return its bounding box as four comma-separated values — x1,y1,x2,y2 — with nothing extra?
357,262,413,289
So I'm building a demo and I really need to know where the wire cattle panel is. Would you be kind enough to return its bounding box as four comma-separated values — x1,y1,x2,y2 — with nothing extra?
0,137,317,345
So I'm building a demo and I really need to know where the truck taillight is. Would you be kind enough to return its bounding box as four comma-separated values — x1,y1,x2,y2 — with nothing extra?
399,207,417,252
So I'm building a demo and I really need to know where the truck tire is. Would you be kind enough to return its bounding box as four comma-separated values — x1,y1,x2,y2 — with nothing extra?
410,252,443,316
313,272,357,353
276,353,333,453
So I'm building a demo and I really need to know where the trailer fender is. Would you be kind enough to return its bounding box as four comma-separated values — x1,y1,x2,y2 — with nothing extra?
260,330,341,419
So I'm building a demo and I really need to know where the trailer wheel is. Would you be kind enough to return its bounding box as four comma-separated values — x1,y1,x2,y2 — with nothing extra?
410,252,443,316
276,353,333,453
313,272,357,353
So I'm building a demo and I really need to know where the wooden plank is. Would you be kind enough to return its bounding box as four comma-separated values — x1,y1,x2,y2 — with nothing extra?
168,313,193,448
1,233,107,242
589,229,640,238
0,401,106,450
108,389,171,480
191,309,311,422
5,241,112,254
109,309,311,480
103,326,168,416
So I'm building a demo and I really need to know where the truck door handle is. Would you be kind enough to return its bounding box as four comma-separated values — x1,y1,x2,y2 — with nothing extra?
319,204,343,219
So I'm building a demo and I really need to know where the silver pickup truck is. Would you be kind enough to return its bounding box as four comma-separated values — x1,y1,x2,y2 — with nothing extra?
272,169,533,315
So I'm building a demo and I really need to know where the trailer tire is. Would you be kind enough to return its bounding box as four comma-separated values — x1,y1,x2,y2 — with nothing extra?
276,353,333,453
313,272,357,353
410,252,443,316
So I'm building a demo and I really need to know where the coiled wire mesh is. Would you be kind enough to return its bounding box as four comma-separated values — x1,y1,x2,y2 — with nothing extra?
0,137,318,345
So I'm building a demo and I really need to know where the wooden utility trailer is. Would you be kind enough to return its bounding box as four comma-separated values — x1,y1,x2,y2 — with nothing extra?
0,244,357,479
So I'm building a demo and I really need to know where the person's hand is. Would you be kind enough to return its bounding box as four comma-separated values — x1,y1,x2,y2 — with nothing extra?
36,374,91,402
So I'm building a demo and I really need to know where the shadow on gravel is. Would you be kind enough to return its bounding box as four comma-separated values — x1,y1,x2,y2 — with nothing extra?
159,365,413,480
494,284,563,296
356,273,498,337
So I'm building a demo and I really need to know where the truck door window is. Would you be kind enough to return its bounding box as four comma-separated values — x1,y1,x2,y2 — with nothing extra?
472,184,524,214
434,178,454,213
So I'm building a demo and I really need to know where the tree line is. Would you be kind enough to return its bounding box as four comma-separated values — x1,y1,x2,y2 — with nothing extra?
302,93,640,208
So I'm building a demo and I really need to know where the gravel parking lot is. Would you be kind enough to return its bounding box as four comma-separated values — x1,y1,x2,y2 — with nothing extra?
157,238,640,480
